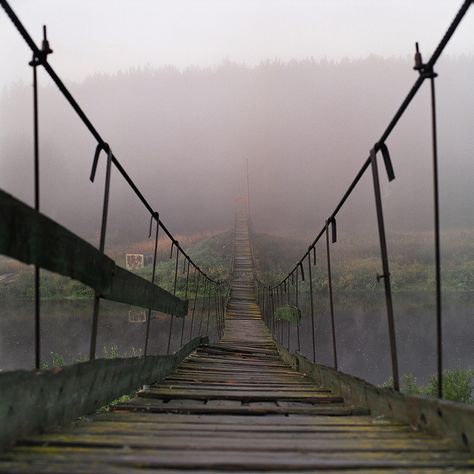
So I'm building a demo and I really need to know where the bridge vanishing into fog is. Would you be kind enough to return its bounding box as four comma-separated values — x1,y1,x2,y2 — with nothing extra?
0,0,473,472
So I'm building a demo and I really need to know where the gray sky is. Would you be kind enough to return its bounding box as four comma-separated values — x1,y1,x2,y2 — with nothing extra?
1,0,473,90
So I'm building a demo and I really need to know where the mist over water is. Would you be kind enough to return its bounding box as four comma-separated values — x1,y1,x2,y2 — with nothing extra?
1,57,473,243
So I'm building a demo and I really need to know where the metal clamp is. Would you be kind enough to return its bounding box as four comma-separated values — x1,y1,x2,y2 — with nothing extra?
90,142,111,182
28,25,53,67
299,261,305,281
373,142,395,182
376,272,390,282
414,42,438,79
326,218,337,244
148,211,159,238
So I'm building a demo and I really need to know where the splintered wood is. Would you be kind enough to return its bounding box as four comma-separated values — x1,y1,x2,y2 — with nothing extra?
0,213,472,472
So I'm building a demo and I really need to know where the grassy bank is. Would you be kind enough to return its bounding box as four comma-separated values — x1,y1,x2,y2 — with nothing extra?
252,229,474,293
0,231,232,300
2,229,472,298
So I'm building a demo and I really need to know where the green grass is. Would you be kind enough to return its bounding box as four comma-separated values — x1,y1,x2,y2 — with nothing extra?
383,369,474,404
252,229,474,293
0,231,232,300
274,304,301,324
39,346,141,413
4,229,472,298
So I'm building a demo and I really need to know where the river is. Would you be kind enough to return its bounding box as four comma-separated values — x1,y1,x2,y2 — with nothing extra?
1,292,473,387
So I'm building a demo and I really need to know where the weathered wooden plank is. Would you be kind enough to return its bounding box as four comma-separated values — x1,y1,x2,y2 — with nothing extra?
93,412,397,426
2,447,473,470
139,388,343,403
0,190,187,316
48,420,413,435
114,399,366,416
17,433,458,451
0,336,206,451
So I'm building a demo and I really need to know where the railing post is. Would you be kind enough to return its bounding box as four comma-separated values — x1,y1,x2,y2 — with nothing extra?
189,269,200,340
144,212,160,356
221,285,226,335
266,286,270,328
29,52,41,370
269,287,275,337
205,282,212,335
180,259,190,347
262,286,267,326
325,219,338,371
429,71,443,399
286,280,290,350
307,252,316,363
198,279,208,334
278,286,283,343
89,144,113,360
370,148,399,391
166,243,180,354
214,287,220,339
295,270,301,352
287,320,290,350
273,287,277,341
219,286,225,338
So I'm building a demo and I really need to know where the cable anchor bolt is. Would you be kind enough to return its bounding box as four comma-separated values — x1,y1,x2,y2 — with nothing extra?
29,25,53,66
413,42,437,78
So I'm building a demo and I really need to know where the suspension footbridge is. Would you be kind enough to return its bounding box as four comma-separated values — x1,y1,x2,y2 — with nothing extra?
0,0,473,471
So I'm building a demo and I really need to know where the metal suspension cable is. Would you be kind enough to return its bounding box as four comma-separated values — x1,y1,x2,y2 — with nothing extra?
269,0,473,290
0,0,223,287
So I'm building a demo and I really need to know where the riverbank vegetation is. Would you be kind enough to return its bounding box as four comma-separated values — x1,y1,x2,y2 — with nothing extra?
0,231,232,300
2,229,472,299
383,370,473,405
252,229,474,293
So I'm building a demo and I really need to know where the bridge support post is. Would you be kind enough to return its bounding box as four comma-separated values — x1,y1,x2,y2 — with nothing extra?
205,282,212,335
269,287,275,338
189,270,200,341
167,246,180,354
144,212,160,356
29,53,41,370
295,271,301,352
325,220,338,371
263,287,268,327
307,253,317,363
89,145,113,360
286,281,290,350
180,259,191,347
370,148,399,391
198,279,208,335
429,72,443,399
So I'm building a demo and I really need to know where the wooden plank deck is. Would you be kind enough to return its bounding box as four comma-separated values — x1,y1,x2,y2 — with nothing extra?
0,213,473,472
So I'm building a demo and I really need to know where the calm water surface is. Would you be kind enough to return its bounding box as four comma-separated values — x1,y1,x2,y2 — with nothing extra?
1,292,473,386
1,298,219,371
271,290,473,385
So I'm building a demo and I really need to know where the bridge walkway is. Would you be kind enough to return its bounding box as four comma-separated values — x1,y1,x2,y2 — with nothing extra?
0,215,472,472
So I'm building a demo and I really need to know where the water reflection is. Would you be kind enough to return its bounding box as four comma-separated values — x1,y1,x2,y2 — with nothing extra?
272,291,473,385
1,298,219,371
1,292,472,386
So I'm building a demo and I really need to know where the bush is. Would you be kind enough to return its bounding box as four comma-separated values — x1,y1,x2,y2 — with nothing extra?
382,369,473,404
274,305,300,325
427,369,473,404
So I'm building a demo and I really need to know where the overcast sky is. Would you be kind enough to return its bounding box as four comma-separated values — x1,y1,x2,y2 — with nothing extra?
1,0,473,90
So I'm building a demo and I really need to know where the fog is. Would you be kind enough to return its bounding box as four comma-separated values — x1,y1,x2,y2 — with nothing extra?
1,55,473,245
0,3,473,382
